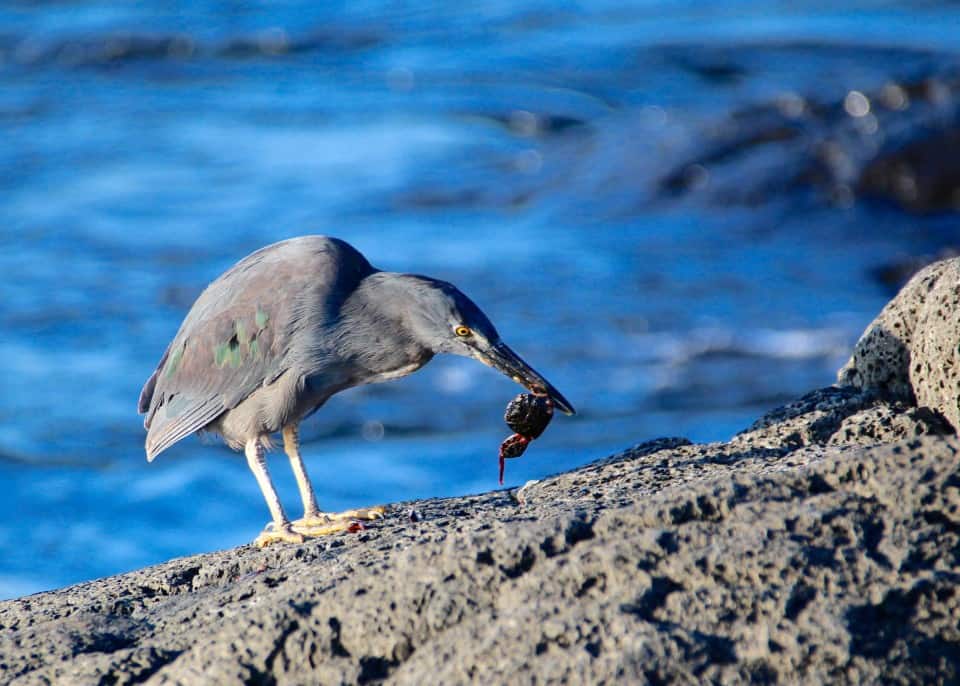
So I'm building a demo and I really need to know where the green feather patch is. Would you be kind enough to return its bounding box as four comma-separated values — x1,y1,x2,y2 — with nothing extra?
165,344,185,378
235,320,249,345
255,306,270,330
214,336,242,368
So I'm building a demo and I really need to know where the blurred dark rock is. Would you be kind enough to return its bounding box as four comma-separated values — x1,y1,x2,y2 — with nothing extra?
484,110,589,138
660,123,801,194
659,62,960,216
869,248,960,293
858,128,960,213
666,54,747,84
0,26,381,69
4,33,197,67
217,28,382,58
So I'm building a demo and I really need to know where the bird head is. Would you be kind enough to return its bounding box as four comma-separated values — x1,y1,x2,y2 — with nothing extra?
403,276,575,415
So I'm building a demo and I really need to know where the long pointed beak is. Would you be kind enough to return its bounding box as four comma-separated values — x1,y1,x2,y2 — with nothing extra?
475,342,576,415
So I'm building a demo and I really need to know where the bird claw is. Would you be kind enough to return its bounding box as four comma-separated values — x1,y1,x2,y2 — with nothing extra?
288,505,388,537
253,522,306,548
253,506,388,546
294,505,386,527
290,519,357,537
340,505,387,521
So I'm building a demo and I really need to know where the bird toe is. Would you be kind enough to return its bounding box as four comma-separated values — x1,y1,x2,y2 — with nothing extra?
353,505,387,520
296,505,387,527
290,519,356,537
288,505,388,537
253,522,306,548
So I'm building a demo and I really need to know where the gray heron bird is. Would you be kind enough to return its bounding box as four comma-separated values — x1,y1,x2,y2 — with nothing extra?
139,236,574,546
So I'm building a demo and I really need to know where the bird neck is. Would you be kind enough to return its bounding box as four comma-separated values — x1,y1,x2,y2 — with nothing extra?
335,272,435,381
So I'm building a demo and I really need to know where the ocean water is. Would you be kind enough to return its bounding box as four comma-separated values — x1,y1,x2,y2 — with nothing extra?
2,1,960,599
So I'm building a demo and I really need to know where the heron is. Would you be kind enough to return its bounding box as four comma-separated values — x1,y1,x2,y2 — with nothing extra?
138,236,574,546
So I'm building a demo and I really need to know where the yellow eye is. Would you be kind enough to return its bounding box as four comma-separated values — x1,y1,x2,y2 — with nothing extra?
455,326,472,337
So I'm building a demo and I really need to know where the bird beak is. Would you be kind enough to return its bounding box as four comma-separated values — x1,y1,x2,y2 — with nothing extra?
475,342,576,415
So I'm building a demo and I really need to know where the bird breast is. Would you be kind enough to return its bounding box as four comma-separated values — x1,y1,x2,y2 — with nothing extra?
370,359,430,383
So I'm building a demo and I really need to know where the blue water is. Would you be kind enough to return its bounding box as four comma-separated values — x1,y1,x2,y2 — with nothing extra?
2,1,960,599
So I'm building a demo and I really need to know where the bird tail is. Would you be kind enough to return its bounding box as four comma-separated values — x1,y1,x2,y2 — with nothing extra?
144,397,224,462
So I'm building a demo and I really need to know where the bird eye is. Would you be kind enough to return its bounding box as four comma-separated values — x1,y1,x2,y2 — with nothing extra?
455,326,472,337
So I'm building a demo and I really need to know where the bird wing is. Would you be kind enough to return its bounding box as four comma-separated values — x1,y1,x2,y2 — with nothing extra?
139,236,375,460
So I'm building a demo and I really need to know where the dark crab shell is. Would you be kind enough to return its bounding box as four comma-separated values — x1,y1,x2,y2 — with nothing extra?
499,434,530,484
503,393,554,438
498,393,556,484
500,433,531,459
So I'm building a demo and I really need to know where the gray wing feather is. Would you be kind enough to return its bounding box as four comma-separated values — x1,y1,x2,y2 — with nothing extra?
139,236,374,460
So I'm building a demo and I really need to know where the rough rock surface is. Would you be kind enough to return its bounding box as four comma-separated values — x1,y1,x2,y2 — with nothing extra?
2,386,959,685
839,256,960,429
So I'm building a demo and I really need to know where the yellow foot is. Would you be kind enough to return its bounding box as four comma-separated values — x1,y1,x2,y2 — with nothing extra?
253,522,306,548
291,506,387,537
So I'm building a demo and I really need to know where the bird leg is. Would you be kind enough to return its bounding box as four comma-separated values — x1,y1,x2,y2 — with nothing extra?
283,424,321,519
282,424,387,536
245,438,305,547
